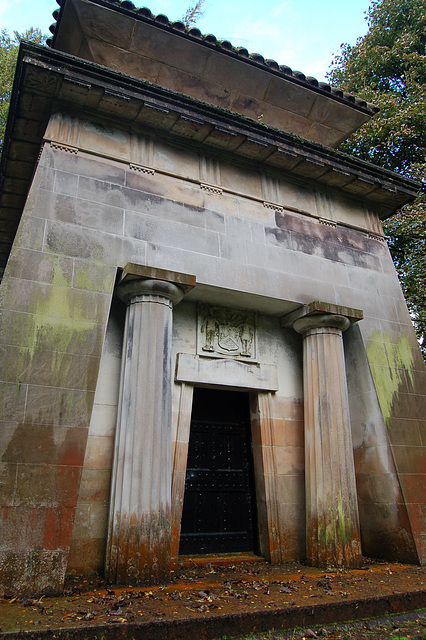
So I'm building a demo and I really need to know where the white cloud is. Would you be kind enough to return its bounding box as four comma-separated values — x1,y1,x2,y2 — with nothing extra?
270,1,292,19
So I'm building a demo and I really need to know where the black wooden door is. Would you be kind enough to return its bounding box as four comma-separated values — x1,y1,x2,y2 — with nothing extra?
179,388,258,555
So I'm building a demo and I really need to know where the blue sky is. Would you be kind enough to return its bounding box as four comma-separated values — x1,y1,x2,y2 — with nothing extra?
0,0,373,81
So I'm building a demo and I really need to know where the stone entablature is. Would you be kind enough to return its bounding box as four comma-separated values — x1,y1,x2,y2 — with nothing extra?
41,111,390,236
42,112,387,238
0,43,419,275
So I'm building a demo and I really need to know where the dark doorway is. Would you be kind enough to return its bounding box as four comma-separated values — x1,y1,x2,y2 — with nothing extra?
179,388,258,555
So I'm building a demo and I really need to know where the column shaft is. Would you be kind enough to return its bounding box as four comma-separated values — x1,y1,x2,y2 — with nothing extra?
296,316,361,567
106,280,182,584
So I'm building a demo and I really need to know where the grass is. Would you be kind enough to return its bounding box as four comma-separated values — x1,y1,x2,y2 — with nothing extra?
218,610,426,639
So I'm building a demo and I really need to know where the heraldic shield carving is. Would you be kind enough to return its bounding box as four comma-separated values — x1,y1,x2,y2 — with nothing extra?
197,305,257,361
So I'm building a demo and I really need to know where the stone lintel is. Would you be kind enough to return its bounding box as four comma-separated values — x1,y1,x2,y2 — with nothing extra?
176,353,278,391
280,300,363,329
120,263,196,294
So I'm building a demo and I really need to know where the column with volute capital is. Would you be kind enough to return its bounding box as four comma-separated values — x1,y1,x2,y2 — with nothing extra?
283,302,363,568
105,265,195,585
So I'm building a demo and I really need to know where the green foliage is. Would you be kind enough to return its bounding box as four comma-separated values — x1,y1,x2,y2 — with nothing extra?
385,196,426,357
0,28,46,151
328,0,426,359
181,0,207,28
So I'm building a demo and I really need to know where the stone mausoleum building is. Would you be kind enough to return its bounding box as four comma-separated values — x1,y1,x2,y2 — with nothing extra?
0,0,425,596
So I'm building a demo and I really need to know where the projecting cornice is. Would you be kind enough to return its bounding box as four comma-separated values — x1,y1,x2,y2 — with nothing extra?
47,0,377,118
47,0,379,148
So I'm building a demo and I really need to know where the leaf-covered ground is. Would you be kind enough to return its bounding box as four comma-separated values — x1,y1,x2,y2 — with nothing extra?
0,558,424,636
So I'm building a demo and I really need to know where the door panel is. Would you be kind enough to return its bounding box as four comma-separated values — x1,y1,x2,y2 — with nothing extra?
179,388,257,555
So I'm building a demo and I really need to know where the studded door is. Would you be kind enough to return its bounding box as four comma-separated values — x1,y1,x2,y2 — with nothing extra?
179,388,258,555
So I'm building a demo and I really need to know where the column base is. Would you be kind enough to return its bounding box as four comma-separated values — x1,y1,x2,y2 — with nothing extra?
107,508,171,585
308,512,363,569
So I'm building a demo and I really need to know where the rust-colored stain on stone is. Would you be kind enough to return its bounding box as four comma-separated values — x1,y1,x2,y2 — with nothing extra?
107,508,171,585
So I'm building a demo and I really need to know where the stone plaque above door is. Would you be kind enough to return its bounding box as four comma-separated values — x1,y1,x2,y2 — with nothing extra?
197,304,257,362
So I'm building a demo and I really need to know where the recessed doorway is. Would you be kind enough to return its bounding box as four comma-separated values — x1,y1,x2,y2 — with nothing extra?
179,387,258,555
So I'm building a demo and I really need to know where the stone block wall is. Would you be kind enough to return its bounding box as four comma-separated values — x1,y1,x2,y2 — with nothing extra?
0,146,117,594
67,299,124,574
345,326,419,562
0,110,425,593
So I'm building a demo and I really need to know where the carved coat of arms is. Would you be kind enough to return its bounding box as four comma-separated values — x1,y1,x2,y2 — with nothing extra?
197,305,257,361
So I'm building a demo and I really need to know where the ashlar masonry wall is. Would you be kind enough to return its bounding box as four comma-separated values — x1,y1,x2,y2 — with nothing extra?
0,110,424,593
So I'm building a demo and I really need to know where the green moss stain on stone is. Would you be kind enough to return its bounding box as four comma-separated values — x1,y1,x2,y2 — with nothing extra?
33,262,80,353
36,262,95,345
51,258,71,290
321,493,351,549
73,263,116,293
64,389,76,415
16,259,105,386
366,330,414,427
2,312,36,349
336,495,351,547
73,268,97,292
315,491,358,567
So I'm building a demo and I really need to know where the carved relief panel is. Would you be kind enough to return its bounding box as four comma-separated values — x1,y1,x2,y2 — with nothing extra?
197,305,257,362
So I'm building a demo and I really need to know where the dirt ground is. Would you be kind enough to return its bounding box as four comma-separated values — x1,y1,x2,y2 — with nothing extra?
0,557,424,636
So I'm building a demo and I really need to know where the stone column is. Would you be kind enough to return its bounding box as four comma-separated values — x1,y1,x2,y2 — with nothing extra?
283,302,362,568
105,265,194,585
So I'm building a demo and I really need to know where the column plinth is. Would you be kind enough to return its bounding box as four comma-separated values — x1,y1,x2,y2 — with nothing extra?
105,277,184,585
294,312,362,568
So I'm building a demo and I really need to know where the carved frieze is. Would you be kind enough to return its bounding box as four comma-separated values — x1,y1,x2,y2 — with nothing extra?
50,141,78,154
367,231,386,242
24,67,58,94
197,304,257,361
200,183,223,195
319,217,337,227
263,201,283,213
129,163,155,175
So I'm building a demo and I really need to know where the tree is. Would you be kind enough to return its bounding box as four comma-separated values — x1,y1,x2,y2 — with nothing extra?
0,28,46,151
328,0,426,359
